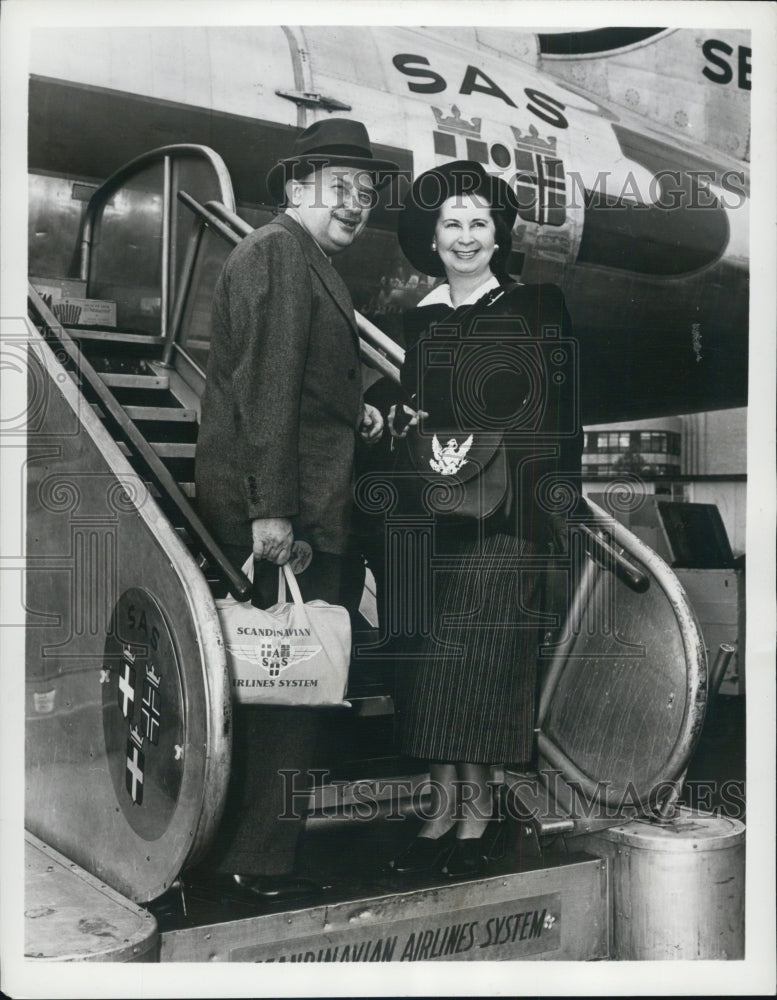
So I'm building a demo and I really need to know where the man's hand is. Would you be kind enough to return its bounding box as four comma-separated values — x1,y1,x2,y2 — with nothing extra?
251,517,294,565
388,403,430,439
359,402,384,444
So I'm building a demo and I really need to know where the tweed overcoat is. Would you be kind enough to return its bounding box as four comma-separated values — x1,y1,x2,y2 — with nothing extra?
195,213,363,556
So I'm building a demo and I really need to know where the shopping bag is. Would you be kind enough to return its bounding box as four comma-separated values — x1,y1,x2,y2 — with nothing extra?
216,558,351,707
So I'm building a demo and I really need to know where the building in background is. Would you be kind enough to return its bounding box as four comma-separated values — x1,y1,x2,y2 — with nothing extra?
582,407,746,696
582,407,746,555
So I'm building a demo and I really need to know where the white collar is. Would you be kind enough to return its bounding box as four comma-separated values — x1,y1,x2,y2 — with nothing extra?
417,274,501,309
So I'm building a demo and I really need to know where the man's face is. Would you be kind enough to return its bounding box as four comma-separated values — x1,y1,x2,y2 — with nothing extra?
289,165,375,255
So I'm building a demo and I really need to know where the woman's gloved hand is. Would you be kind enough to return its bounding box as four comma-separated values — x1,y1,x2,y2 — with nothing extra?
388,403,430,439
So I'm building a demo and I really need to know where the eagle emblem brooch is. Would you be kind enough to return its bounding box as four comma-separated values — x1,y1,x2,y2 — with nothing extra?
430,434,474,476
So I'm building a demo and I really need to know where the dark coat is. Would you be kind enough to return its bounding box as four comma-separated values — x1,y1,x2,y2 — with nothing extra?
396,281,584,549
391,282,583,764
195,213,363,555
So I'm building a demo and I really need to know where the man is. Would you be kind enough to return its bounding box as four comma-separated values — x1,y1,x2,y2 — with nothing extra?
193,119,397,899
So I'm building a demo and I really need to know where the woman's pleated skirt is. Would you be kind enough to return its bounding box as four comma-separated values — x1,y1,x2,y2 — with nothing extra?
395,529,543,765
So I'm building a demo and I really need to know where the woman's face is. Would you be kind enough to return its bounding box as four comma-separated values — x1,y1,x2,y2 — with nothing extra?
434,193,496,282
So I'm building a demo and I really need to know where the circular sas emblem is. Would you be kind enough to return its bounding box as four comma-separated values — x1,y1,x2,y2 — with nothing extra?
102,588,185,840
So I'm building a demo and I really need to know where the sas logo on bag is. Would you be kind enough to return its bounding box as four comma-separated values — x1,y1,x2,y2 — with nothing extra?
226,640,323,676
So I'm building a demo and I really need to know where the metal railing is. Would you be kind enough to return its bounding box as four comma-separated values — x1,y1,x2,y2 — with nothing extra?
202,199,406,368
28,283,252,602
78,145,236,340
172,191,403,382
536,496,708,814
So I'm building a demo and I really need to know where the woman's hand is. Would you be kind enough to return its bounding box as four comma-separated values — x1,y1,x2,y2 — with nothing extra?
388,403,430,439
359,402,384,444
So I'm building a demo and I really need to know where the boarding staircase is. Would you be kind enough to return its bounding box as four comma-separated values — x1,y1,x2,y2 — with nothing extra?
25,146,727,960
26,146,418,904
28,144,400,680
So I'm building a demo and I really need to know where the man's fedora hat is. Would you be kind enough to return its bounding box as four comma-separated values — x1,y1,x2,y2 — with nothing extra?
397,160,520,277
267,118,400,204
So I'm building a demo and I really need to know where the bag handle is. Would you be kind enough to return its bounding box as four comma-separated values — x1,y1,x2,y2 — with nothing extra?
277,562,305,607
237,557,304,608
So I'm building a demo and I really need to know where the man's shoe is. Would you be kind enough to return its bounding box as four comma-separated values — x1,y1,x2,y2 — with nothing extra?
233,874,326,900
180,871,326,905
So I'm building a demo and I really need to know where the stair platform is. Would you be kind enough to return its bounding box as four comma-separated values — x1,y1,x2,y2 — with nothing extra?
153,819,609,962
25,831,158,962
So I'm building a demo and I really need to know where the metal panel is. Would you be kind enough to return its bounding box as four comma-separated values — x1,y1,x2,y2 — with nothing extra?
538,501,707,814
29,28,299,132
87,163,164,333
79,145,238,338
544,551,688,789
29,173,91,282
25,831,158,962
674,568,744,695
25,329,230,902
159,856,609,962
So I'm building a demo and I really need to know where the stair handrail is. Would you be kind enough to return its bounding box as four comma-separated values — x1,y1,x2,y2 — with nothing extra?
174,191,403,384
78,145,237,340
536,496,708,812
28,282,252,602
202,199,406,369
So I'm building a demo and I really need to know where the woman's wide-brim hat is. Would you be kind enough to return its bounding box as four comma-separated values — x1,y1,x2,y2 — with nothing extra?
398,160,520,277
266,118,400,204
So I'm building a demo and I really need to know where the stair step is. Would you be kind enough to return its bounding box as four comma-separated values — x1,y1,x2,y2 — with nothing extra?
147,480,196,499
348,695,395,717
65,328,165,347
125,405,197,422
149,442,196,459
98,372,170,390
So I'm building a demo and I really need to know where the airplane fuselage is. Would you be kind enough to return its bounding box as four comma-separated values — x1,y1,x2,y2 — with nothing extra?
27,25,749,420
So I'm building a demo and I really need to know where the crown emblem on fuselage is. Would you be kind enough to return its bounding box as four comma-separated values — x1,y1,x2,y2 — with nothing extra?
510,124,557,154
432,105,482,138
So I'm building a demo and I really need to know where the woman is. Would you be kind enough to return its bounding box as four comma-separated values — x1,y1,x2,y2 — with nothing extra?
385,160,582,877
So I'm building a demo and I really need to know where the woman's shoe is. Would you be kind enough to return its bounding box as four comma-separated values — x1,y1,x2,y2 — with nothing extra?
387,826,457,874
441,821,506,878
